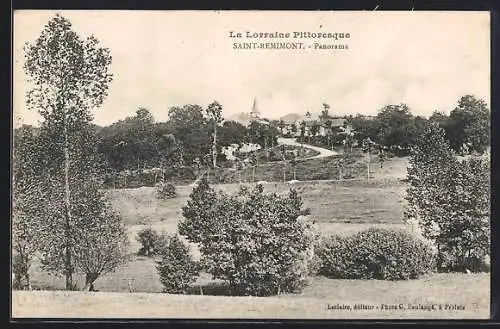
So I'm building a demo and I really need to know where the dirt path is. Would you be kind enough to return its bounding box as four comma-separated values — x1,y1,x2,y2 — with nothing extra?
277,138,338,159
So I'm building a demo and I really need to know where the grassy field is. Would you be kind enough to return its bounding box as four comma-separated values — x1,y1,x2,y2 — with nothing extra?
108,179,408,226
14,155,490,319
13,273,490,319
28,176,411,293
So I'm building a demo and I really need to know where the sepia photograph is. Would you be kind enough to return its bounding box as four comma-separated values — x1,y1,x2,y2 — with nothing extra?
11,10,491,319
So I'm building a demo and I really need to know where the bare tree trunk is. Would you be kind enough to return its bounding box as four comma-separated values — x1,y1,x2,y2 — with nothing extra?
367,152,370,180
63,120,73,291
85,273,99,291
212,124,217,169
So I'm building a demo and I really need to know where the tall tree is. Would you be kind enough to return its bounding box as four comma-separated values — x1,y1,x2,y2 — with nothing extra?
320,103,331,121
299,120,307,138
23,14,115,289
167,104,210,164
205,101,224,169
405,123,457,268
447,95,490,153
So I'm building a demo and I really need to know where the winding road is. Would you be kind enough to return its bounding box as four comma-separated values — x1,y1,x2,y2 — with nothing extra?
191,138,338,186
277,137,338,159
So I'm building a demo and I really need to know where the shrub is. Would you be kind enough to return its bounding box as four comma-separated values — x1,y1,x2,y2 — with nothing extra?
136,227,160,256
156,234,199,294
178,178,317,296
317,228,436,280
155,181,176,199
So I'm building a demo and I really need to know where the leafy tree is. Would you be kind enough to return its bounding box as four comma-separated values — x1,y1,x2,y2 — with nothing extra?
299,120,306,138
23,14,123,290
156,181,177,199
447,95,490,153
310,121,320,137
136,227,161,256
350,114,381,144
376,104,417,151
156,235,200,294
12,125,42,289
219,120,249,146
405,123,490,272
167,104,211,164
248,121,279,149
206,101,224,169
429,110,449,125
97,108,160,171
178,179,317,296
72,190,128,291
320,103,331,121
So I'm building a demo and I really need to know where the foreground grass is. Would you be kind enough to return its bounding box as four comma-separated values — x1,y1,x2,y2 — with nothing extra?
13,273,489,319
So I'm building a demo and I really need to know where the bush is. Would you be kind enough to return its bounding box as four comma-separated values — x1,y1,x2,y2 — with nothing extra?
156,235,199,294
178,178,317,296
155,182,176,199
136,227,160,256
317,228,437,280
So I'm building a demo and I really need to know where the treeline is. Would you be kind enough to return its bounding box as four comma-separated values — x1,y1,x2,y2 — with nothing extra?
297,95,490,156
351,95,490,155
95,105,280,173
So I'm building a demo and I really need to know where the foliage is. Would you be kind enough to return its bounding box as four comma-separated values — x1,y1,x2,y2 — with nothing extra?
12,125,42,290
22,14,126,290
350,115,381,143
156,235,200,294
206,101,224,169
248,121,280,149
405,123,490,272
178,179,317,296
375,104,421,153
219,120,249,146
317,228,437,280
136,227,161,256
155,181,177,199
167,104,212,165
72,192,129,290
447,95,490,153
96,108,179,171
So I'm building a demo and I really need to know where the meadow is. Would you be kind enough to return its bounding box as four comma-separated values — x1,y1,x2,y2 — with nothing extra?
13,155,490,319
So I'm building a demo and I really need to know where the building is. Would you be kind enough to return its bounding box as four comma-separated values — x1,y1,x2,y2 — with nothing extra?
280,113,348,137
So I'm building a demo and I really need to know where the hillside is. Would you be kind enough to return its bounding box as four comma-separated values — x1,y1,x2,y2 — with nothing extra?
279,113,302,122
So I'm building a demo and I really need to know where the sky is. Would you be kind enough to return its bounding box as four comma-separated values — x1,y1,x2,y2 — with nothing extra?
13,10,490,127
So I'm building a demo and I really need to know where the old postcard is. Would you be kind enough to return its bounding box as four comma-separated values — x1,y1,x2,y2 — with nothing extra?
12,10,491,319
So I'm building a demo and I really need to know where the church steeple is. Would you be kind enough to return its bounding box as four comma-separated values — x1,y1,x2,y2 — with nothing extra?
249,97,260,120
